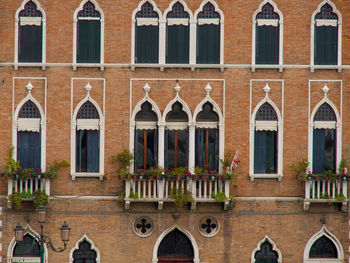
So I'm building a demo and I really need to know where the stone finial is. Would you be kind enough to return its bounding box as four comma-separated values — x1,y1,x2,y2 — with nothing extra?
174,82,181,94
320,215,328,225
143,83,151,96
205,83,212,95
85,82,92,94
322,84,329,96
26,82,34,93
263,83,271,95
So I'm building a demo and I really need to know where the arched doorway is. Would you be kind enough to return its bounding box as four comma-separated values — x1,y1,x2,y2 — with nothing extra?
157,229,194,263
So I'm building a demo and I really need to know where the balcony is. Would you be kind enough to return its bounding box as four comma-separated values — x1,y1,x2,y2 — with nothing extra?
124,177,231,210
303,177,348,211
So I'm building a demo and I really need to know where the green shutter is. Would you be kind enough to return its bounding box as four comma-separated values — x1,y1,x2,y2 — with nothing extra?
315,25,338,65
77,20,101,63
135,25,159,63
256,25,279,64
197,24,220,64
166,25,189,64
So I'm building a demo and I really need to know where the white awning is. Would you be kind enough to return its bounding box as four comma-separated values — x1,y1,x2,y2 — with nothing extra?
257,19,279,27
136,121,157,130
314,121,336,129
255,121,277,131
77,119,99,130
196,122,217,129
137,18,158,26
198,18,220,25
167,18,189,26
316,19,338,27
166,122,188,130
20,17,42,26
18,118,40,132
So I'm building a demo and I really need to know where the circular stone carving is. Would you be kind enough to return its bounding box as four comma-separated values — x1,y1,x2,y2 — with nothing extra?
133,216,154,237
198,217,219,237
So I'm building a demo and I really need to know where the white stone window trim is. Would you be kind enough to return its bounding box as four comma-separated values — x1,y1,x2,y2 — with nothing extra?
7,225,48,263
73,0,105,71
249,84,283,182
14,0,46,71
152,224,200,263
194,0,224,67
308,92,341,175
69,234,101,263
71,86,105,181
131,0,162,66
251,235,282,263
310,0,342,72
251,0,284,72
303,225,344,263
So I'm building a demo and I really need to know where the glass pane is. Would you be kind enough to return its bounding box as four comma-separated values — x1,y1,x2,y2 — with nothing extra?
254,131,266,174
324,129,335,172
256,25,279,65
266,131,277,174
158,229,194,258
310,235,337,258
165,130,188,169
177,130,188,168
86,130,99,173
315,26,338,65
13,235,40,256
77,20,101,63
254,241,278,263
208,129,219,171
134,129,144,170
166,130,175,169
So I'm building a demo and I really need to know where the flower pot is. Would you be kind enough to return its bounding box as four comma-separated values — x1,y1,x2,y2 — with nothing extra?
201,175,206,181
132,175,137,180
211,176,215,181
148,175,153,180
176,174,181,181
218,175,222,180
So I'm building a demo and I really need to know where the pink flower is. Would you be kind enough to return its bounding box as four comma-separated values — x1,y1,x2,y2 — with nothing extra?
209,170,217,174
35,168,42,172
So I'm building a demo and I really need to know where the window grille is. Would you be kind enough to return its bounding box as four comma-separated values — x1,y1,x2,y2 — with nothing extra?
135,101,158,121
166,102,188,122
19,101,40,118
136,2,158,18
167,2,189,19
315,4,338,20
78,1,101,18
73,240,97,262
196,102,219,122
256,3,279,20
197,3,220,19
314,103,336,121
309,236,338,258
255,103,277,121
157,229,194,258
77,101,99,119
254,241,278,261
19,1,42,17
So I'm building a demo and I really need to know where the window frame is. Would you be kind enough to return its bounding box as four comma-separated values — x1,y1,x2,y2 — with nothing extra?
310,0,342,72
73,0,105,71
251,235,282,263
69,235,101,263
251,0,283,72
14,0,46,70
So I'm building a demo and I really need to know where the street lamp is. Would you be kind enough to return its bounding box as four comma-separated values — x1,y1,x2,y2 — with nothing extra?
14,205,71,263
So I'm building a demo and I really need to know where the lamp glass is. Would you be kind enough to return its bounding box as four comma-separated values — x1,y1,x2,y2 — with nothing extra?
14,224,24,242
60,222,71,242
37,205,47,224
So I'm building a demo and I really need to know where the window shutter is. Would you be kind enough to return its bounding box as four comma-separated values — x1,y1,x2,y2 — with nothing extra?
19,24,42,62
76,130,85,172
166,25,189,64
177,129,188,168
256,25,279,65
315,26,338,65
135,25,159,63
197,24,220,64
146,129,157,168
313,129,325,173
87,130,99,172
254,131,266,174
324,129,336,172
195,129,205,168
265,131,277,173
134,129,144,170
77,20,100,63
17,131,41,169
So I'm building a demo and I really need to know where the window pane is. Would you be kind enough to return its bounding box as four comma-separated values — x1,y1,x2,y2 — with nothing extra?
19,24,42,62
208,129,219,171
195,129,218,171
165,129,188,169
136,25,159,63
254,131,277,174
313,129,335,173
195,129,205,169
134,129,144,170
177,130,188,167
13,235,40,257
315,26,338,65
77,20,101,63
309,235,338,258
324,129,335,172
197,24,220,64
165,130,175,169
76,130,99,172
134,129,158,170
166,25,189,64
256,25,279,65
17,131,41,169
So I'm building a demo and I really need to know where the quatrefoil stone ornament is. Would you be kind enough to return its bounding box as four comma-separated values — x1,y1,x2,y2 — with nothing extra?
199,217,219,237
133,216,154,237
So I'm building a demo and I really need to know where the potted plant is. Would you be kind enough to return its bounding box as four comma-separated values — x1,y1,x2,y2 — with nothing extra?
194,166,203,180
209,170,217,181
172,167,186,181
111,149,133,180
150,166,163,180
169,187,193,207
291,158,309,182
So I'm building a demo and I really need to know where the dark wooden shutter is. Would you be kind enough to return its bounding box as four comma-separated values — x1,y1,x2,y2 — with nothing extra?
254,131,266,174
313,129,325,173
324,129,336,172
19,24,42,62
166,25,189,64
195,129,205,169
87,130,99,172
197,24,220,64
17,131,41,169
135,25,159,63
315,26,338,65
265,131,277,173
256,25,279,65
134,129,144,170
77,20,101,63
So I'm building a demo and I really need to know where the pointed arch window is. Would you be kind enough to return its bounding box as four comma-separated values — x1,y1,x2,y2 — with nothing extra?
134,101,158,170
17,101,41,169
73,240,97,263
254,2,280,65
17,0,43,63
254,103,278,174
196,2,221,64
313,103,336,173
76,1,102,64
165,102,189,169
313,3,339,65
76,101,100,173
13,234,40,262
195,102,219,171
166,2,190,64
309,235,337,258
254,240,279,263
135,2,159,63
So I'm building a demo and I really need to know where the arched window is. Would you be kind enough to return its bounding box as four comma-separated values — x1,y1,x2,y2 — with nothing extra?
13,234,40,262
134,1,159,63
313,103,336,173
73,240,97,263
17,100,41,169
312,2,341,66
166,2,190,64
254,241,278,263
16,0,45,64
134,101,158,170
253,1,282,65
310,235,337,258
165,102,189,169
196,2,222,64
74,0,104,66
195,102,219,171
75,101,100,173
254,103,278,174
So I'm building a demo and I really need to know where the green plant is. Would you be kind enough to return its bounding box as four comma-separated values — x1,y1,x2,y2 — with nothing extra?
20,190,32,199
129,189,140,199
2,147,21,177
32,190,49,208
44,160,69,179
338,159,347,174
194,166,204,176
169,187,193,207
321,193,330,199
211,191,227,202
148,166,163,177
219,151,234,171
172,167,186,176
335,192,346,201
9,191,22,209
111,149,134,179
291,158,309,181
227,195,235,210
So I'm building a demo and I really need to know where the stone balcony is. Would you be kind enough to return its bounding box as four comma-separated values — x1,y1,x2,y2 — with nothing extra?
124,177,231,210
303,177,348,211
